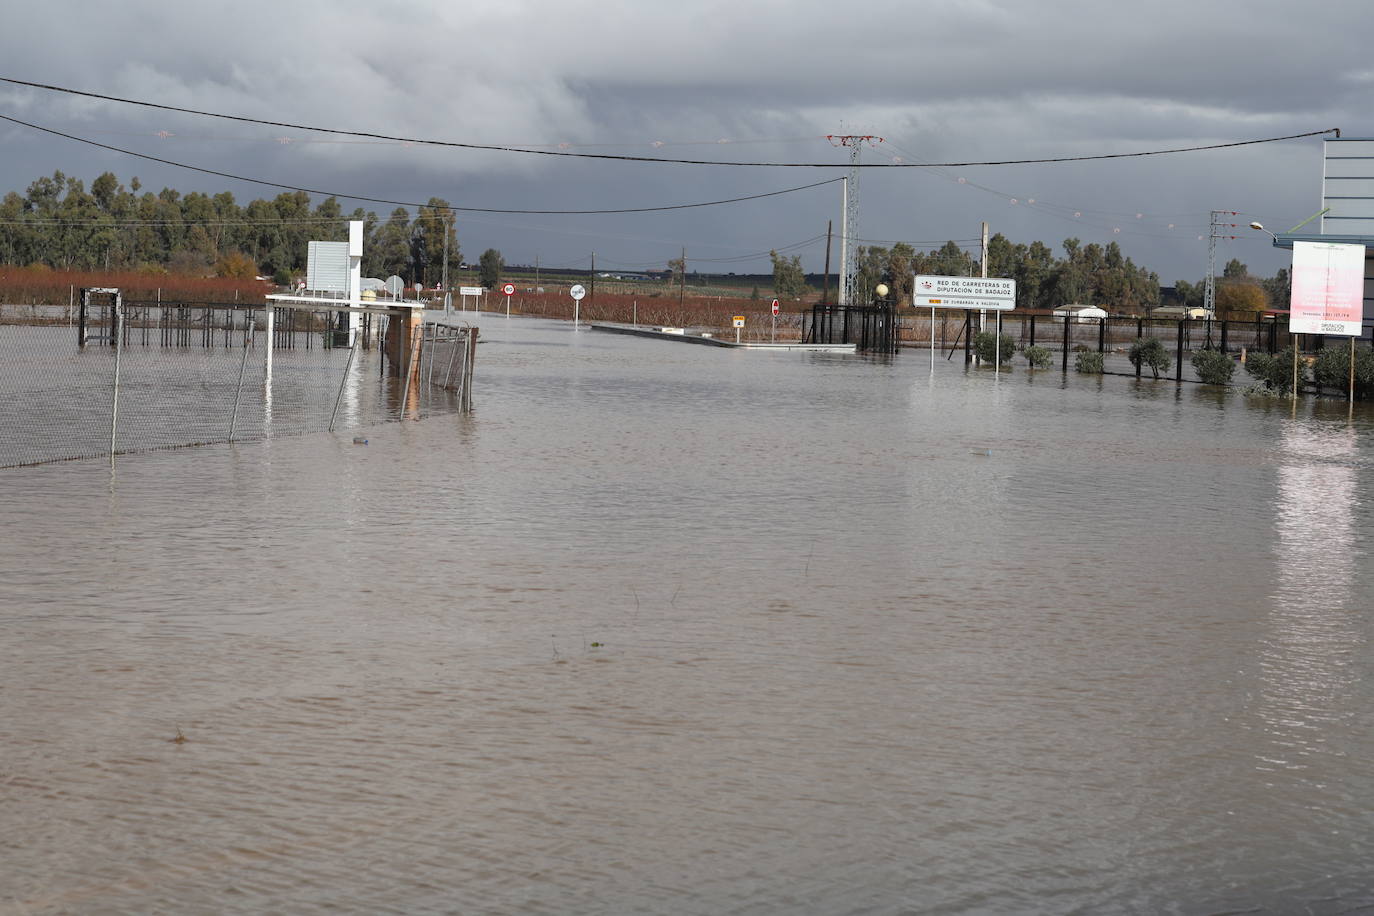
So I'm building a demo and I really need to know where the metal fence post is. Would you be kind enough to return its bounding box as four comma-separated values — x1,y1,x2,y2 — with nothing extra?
78,288,89,347
328,332,360,432
465,328,477,411
1136,319,1143,378
444,329,461,389
228,317,257,442
109,295,124,467
1176,319,1185,381
1062,314,1071,371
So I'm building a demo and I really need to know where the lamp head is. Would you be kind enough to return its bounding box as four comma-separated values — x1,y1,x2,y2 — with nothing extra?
875,283,889,298
1249,221,1264,231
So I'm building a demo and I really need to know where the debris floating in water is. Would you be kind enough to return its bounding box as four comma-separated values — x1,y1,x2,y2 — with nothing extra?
971,448,992,457
352,437,368,445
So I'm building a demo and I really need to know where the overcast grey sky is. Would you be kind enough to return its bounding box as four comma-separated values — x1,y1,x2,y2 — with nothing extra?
1,0,1368,282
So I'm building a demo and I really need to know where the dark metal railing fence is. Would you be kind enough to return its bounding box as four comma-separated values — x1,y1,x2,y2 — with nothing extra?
806,305,1371,385
805,304,899,353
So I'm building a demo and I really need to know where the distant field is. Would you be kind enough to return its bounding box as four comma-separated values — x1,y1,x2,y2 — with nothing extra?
482,288,811,339
0,266,271,305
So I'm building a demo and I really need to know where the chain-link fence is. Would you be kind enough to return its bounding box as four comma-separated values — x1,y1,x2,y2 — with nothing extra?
1,296,475,469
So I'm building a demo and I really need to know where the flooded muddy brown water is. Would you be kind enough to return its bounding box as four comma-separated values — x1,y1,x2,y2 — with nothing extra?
3,315,1373,913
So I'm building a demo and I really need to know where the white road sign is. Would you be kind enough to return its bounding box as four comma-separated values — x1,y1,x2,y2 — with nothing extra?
570,284,586,301
913,275,1016,311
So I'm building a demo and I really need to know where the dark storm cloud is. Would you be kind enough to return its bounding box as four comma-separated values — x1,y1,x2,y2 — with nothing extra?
1,0,1368,279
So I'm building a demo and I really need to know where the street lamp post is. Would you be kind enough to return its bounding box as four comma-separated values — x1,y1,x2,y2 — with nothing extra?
874,283,893,353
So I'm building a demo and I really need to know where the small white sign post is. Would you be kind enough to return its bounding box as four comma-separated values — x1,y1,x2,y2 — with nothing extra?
733,315,745,344
459,286,483,312
570,284,586,326
771,299,779,342
913,274,1017,374
502,283,516,317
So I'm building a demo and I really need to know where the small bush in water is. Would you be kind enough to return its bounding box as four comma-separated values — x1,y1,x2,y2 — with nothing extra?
1128,337,1171,379
1244,347,1304,394
973,331,1016,364
1311,346,1374,399
1075,351,1105,374
1191,349,1235,386
1023,345,1053,368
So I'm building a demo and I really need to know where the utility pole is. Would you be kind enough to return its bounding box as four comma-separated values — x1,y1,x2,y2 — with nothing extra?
535,254,540,290
590,252,596,311
828,134,883,307
840,177,849,306
1206,210,1239,316
442,214,449,297
980,221,989,335
821,219,833,305
678,246,687,308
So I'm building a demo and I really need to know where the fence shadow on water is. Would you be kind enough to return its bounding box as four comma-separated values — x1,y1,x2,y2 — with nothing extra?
0,300,474,469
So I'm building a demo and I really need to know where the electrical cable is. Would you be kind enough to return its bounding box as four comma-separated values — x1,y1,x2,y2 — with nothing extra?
0,113,843,214
0,217,355,227
0,76,1339,167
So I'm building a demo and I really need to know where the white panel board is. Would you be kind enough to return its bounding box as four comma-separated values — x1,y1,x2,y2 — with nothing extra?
1324,177,1374,199
307,241,349,293
1322,158,1374,179
1324,197,1374,219
1324,219,1374,235
1325,139,1374,158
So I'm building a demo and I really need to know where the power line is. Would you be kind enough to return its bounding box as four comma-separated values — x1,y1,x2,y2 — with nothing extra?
0,113,843,214
0,76,1340,167
0,217,354,227
73,126,824,151
690,235,828,263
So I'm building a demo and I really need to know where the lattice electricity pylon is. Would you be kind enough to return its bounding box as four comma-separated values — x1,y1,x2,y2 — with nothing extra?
1205,210,1239,316
828,134,883,305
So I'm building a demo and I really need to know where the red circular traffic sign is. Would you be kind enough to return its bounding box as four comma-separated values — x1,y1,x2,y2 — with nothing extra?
502,283,515,296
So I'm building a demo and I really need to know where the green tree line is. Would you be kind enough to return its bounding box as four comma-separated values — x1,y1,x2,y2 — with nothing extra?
0,170,459,284
1,170,1290,313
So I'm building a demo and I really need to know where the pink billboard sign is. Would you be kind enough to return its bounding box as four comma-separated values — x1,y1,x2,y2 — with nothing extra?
1289,240,1366,336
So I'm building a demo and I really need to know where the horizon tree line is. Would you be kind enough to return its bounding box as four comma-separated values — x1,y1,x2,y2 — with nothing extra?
2,170,1288,312
0,170,458,286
